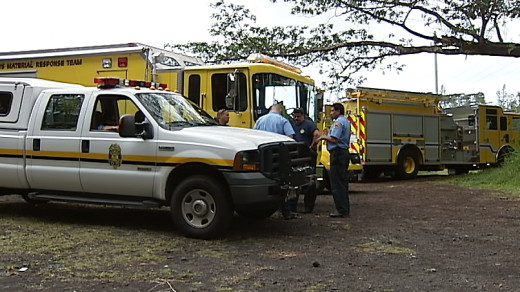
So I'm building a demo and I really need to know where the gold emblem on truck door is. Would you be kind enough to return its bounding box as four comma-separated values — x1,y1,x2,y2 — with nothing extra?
108,144,122,169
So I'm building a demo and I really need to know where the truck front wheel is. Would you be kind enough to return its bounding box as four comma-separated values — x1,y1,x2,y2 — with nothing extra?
170,176,233,239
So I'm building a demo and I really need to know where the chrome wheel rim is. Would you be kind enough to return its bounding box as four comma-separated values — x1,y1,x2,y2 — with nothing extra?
181,189,216,228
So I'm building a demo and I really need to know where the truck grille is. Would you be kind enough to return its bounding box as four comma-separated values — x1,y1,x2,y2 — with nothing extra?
258,141,313,187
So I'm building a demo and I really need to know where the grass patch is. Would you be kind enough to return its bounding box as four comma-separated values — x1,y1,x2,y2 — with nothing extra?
434,151,520,197
0,206,232,284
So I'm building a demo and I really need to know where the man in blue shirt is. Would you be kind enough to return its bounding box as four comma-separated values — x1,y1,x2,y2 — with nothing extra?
254,103,296,219
289,108,320,213
254,104,295,138
318,103,351,217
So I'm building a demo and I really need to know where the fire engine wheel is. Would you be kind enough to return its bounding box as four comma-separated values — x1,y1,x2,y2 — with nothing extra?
170,176,233,239
395,149,419,179
497,148,513,166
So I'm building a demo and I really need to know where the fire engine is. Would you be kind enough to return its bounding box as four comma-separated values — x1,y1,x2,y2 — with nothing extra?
0,43,320,129
317,87,520,183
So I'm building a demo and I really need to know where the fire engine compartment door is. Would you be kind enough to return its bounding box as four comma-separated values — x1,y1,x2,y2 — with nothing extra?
479,107,500,163
423,116,440,163
366,112,392,162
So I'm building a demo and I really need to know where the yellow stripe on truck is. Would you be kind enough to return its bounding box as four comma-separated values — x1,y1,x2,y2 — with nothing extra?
25,150,233,167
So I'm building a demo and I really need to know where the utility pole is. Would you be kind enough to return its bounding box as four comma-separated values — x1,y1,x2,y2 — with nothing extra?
434,52,439,94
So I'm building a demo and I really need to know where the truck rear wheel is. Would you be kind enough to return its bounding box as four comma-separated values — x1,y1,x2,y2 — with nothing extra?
170,176,233,239
395,149,419,179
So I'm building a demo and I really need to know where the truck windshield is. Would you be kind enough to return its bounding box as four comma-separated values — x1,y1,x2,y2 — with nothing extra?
136,92,217,129
253,73,317,121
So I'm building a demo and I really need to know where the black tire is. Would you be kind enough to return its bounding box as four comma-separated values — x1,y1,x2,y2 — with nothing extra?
395,149,419,179
496,148,513,166
236,207,278,220
170,176,233,239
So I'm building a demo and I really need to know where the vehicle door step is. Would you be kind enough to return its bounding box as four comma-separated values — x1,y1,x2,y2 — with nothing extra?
27,193,162,208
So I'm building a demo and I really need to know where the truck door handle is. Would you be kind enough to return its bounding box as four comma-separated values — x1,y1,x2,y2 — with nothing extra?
81,140,90,153
33,139,40,151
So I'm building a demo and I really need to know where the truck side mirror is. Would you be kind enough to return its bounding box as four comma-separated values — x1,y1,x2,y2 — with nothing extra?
119,114,136,137
119,114,154,140
226,72,239,110
137,122,154,140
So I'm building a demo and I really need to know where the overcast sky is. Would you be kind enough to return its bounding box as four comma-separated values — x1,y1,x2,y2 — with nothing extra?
2,0,519,104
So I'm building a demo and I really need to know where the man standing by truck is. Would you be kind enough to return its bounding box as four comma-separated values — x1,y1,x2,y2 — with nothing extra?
254,103,297,220
318,103,351,218
254,104,295,137
289,108,320,213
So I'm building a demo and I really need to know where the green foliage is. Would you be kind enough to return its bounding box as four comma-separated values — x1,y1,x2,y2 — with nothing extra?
169,0,520,92
443,151,520,196
440,92,486,108
496,84,520,112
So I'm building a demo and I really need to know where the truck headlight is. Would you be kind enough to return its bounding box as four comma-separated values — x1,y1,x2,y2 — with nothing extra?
233,150,260,171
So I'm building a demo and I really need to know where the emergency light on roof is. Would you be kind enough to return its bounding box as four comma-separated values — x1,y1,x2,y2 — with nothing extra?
247,53,302,74
93,77,168,90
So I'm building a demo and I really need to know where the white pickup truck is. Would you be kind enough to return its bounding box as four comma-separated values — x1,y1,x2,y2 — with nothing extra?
0,77,312,239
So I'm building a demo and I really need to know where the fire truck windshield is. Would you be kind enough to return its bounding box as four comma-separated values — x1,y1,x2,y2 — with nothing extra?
252,73,317,122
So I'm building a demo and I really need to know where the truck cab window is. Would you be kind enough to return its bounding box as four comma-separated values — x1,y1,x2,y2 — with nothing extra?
0,92,13,116
486,115,497,130
211,73,247,112
513,118,520,131
253,73,303,120
91,95,139,131
41,94,84,130
188,75,201,105
500,117,507,131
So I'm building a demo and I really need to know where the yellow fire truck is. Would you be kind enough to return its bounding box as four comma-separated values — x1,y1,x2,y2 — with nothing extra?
0,43,320,128
318,87,520,183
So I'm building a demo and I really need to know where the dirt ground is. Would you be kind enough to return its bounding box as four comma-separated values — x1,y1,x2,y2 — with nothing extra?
1,175,520,291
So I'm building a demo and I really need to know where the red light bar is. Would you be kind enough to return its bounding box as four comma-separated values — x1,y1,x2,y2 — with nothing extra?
93,77,168,90
94,77,120,87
